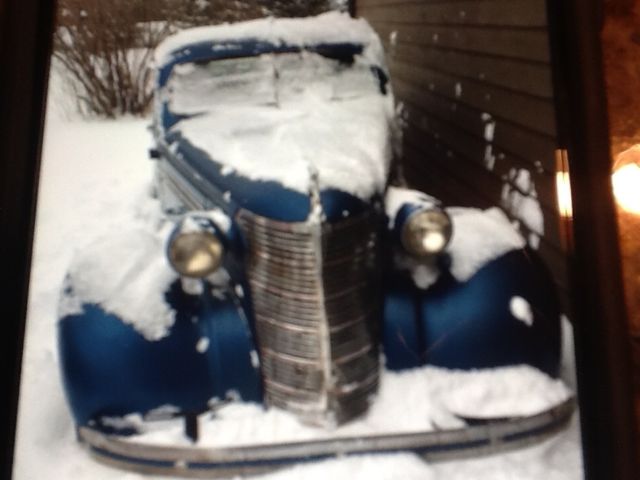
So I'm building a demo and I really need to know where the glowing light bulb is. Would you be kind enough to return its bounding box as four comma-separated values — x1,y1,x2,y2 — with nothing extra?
612,163,640,215
612,146,640,215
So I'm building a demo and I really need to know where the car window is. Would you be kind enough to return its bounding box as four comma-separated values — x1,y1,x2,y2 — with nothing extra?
275,51,381,103
166,51,382,115
167,55,276,114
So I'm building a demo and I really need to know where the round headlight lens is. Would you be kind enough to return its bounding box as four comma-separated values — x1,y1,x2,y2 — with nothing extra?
168,232,223,278
401,209,452,257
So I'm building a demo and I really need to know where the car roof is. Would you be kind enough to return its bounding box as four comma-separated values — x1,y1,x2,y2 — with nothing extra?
154,12,384,86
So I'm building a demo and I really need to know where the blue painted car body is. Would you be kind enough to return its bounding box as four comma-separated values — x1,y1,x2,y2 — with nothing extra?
58,34,562,432
60,248,561,430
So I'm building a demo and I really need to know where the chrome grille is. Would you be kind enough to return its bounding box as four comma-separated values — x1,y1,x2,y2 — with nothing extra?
237,209,381,425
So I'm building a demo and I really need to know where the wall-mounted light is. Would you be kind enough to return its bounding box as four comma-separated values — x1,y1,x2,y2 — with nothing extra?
555,149,573,219
555,149,573,252
612,146,640,215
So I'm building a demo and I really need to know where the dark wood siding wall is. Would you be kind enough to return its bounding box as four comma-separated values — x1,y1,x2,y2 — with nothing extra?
356,0,568,295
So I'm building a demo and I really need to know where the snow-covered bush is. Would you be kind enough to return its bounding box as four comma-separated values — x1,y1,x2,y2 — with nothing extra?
54,0,171,117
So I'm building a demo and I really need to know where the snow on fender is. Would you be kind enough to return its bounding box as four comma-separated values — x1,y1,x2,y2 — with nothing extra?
60,225,178,340
57,225,262,431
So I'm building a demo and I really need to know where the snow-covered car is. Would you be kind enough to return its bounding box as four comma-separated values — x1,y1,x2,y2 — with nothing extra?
57,12,568,475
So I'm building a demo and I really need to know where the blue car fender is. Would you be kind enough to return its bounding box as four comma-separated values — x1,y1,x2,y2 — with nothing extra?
382,248,562,377
58,279,262,432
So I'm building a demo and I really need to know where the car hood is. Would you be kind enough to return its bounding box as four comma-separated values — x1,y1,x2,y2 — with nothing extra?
169,95,395,203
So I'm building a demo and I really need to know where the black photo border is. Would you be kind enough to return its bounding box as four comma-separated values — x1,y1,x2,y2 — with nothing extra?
0,0,57,477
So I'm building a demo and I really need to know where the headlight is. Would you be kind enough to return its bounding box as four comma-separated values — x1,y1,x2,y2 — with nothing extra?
168,231,223,278
401,208,452,257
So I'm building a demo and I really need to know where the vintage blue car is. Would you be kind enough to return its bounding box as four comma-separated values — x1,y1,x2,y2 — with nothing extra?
58,13,562,447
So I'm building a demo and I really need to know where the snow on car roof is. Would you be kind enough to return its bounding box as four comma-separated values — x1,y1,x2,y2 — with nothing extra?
154,11,384,68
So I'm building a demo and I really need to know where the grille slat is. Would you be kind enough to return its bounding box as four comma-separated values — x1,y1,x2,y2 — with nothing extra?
249,264,320,290
261,354,323,391
249,279,324,302
247,239,317,257
256,320,321,358
249,302,323,327
237,208,382,426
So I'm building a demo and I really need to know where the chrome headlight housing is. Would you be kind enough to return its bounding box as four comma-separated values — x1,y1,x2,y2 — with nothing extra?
168,231,224,278
401,208,453,257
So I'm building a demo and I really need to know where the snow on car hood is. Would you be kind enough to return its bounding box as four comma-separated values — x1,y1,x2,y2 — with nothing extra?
172,94,395,200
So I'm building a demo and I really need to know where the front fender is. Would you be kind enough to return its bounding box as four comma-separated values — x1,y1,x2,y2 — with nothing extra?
382,248,562,377
58,280,262,431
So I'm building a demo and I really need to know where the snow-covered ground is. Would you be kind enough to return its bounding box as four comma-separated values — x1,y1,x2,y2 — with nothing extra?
121,365,571,449
12,68,583,479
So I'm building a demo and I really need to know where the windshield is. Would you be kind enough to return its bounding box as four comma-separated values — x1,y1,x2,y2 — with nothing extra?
166,51,383,115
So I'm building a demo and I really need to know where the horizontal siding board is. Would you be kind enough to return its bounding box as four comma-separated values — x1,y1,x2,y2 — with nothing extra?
390,59,557,135
403,142,495,207
358,0,548,27
400,103,558,211
371,23,551,62
491,120,557,171
360,0,476,6
387,43,553,99
536,243,569,292
402,127,501,205
393,78,557,173
402,156,476,208
402,126,563,244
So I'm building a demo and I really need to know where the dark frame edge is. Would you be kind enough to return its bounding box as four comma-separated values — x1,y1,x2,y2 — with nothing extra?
0,0,57,478
547,0,638,478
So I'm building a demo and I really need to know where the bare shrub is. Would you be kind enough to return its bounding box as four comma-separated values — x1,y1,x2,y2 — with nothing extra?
54,0,334,117
54,0,166,117
170,0,336,26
